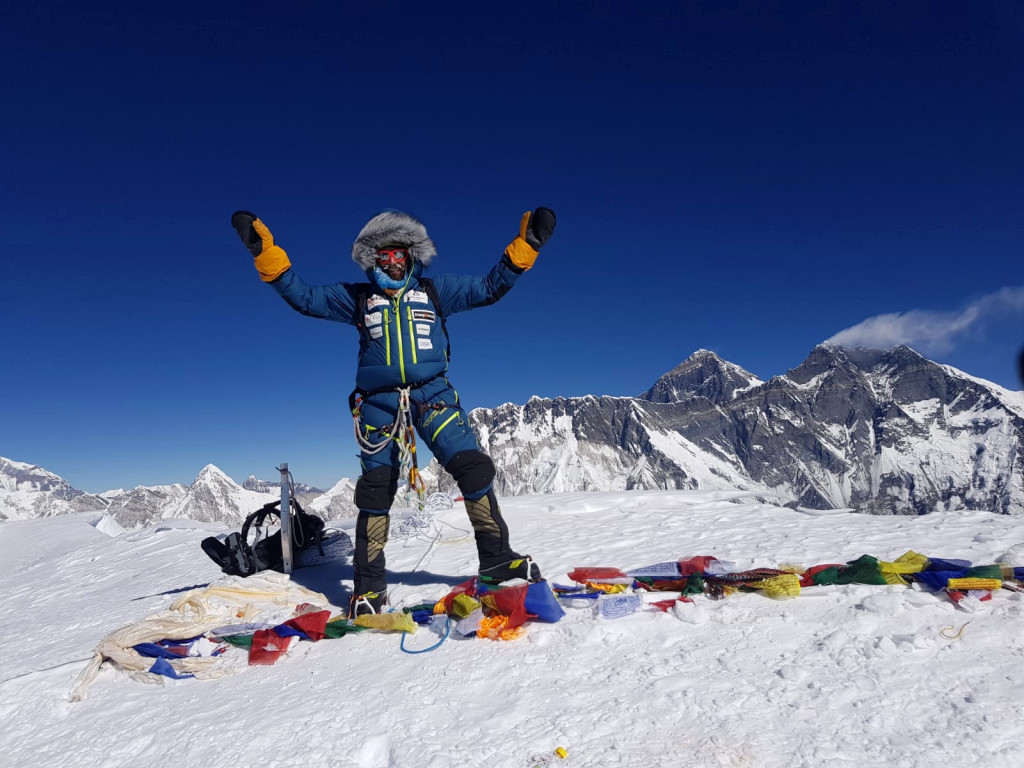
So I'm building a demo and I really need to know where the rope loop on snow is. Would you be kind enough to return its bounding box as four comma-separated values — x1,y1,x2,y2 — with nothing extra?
400,615,451,654
940,621,970,640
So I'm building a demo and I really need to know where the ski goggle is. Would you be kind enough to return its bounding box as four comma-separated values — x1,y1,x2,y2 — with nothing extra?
375,247,410,266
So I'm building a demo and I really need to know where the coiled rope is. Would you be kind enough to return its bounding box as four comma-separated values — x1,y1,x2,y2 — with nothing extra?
352,386,425,509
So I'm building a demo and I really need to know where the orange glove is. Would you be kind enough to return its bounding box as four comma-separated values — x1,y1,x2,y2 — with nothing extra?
504,207,556,271
231,210,292,282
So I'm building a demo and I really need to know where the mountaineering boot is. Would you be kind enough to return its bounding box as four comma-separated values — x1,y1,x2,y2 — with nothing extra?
444,451,541,585
353,510,390,606
349,590,388,617
464,490,513,563
464,490,542,584
479,555,542,586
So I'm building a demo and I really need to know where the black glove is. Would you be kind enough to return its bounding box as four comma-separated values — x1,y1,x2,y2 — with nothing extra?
524,207,556,250
231,210,263,257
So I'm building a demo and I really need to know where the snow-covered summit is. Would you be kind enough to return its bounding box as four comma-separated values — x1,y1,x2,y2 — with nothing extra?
307,476,357,519
166,464,276,524
0,456,107,521
0,459,275,528
241,474,326,505
640,349,763,404
464,344,1024,515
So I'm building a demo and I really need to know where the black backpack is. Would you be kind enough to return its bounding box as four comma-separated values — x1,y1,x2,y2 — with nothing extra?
201,499,326,577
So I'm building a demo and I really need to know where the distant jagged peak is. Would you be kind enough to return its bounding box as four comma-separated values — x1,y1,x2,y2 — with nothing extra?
242,475,274,493
679,349,757,375
0,456,63,480
0,456,83,496
822,342,929,372
641,349,761,404
323,476,355,494
785,344,853,384
196,462,228,477
664,348,725,372
785,343,956,406
685,348,720,361
192,463,237,486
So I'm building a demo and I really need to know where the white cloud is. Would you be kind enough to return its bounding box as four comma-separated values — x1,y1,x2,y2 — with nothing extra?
826,286,1024,355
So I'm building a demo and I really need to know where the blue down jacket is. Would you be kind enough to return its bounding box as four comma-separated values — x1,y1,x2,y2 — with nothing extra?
269,257,523,391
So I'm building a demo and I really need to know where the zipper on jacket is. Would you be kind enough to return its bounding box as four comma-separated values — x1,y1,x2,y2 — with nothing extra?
383,309,391,366
393,298,406,383
406,306,418,365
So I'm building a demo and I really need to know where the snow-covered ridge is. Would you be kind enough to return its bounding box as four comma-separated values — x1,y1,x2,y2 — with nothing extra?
0,456,109,520
457,345,1024,515
941,363,1024,419
0,459,355,528
5,344,1022,522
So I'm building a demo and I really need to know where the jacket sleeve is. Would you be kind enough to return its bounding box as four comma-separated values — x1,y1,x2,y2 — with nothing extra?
268,269,362,325
430,255,524,316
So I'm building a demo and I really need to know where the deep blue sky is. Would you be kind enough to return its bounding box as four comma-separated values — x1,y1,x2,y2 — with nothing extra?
3,1,1022,493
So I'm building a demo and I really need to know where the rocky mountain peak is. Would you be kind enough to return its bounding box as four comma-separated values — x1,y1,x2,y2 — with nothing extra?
242,475,273,493
783,343,852,384
194,464,232,484
463,345,1024,515
0,456,107,520
641,349,761,404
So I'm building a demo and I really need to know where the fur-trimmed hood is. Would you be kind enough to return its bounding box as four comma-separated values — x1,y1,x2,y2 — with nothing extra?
351,210,436,270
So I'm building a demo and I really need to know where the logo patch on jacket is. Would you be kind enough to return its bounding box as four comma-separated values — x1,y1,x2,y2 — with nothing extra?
412,309,435,322
364,311,383,326
366,296,389,311
404,290,429,304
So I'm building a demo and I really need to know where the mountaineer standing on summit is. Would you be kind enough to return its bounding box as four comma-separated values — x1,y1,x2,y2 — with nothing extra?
231,207,556,616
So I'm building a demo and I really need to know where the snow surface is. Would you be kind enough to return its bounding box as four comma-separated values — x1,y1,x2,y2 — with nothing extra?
3,490,1024,767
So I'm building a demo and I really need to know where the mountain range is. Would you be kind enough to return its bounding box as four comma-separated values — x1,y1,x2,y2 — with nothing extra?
0,458,358,528
3,344,1022,525
456,344,1024,515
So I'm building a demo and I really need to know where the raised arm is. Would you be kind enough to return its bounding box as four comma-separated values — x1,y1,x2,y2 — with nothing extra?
434,207,556,315
231,210,360,324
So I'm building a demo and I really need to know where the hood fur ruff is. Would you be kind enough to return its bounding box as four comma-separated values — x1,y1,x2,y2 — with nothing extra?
351,211,436,270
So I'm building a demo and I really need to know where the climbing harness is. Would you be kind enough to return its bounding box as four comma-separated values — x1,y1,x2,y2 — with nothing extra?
350,385,426,509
